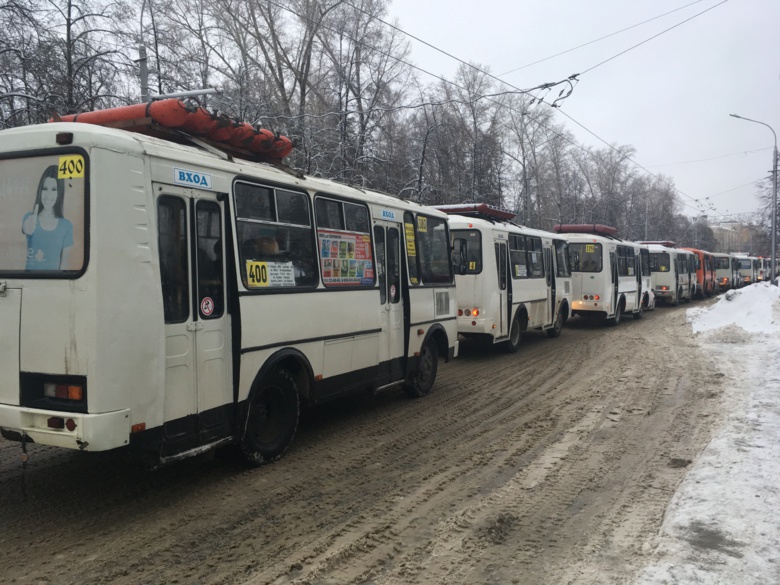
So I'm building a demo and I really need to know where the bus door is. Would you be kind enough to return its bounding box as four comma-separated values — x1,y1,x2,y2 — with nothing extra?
374,221,405,382
543,246,555,325
156,185,231,454
610,251,619,314
494,240,509,337
635,250,642,309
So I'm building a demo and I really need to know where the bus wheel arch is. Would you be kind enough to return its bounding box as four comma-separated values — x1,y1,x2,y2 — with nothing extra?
546,301,567,339
606,297,625,326
505,306,528,352
404,329,442,398
240,350,311,467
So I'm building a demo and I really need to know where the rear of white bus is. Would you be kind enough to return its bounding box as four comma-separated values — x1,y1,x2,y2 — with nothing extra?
0,124,154,453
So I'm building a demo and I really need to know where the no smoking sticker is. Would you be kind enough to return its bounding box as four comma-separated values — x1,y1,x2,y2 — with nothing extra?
201,297,214,316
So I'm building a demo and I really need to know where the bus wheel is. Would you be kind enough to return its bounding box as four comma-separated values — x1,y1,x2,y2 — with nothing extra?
404,337,438,398
606,302,623,326
241,369,300,467
546,311,564,338
505,317,523,352
632,303,644,320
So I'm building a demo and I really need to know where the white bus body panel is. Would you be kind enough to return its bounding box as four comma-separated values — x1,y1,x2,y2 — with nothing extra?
0,123,457,457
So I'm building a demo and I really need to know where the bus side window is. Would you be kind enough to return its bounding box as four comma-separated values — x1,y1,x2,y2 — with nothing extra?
158,196,189,323
528,237,544,278
388,227,401,303
555,240,570,277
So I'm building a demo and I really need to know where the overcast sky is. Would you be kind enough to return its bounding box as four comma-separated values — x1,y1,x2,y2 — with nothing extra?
386,0,780,221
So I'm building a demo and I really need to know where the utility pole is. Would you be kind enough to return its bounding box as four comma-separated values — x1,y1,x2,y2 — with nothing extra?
730,114,778,285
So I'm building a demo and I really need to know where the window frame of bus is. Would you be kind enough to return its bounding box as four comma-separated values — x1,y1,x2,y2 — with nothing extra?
403,211,422,284
0,147,90,279
158,195,190,323
195,199,224,319
450,228,483,275
616,245,634,277
649,252,670,273
412,213,454,285
554,239,571,277
314,193,375,289
569,242,603,273
640,248,651,277
233,179,319,291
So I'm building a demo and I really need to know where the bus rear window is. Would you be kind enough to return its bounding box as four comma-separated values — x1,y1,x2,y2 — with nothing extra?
715,257,730,269
569,243,602,272
739,259,751,270
451,229,482,274
650,252,670,272
0,153,87,275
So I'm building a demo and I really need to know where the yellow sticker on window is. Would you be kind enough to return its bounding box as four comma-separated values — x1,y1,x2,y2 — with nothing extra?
585,244,595,253
417,216,428,233
405,223,417,256
469,261,476,270
246,261,270,287
58,155,85,179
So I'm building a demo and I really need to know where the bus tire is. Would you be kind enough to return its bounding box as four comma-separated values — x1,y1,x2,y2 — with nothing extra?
546,310,564,338
241,368,300,467
606,301,623,326
633,302,644,320
404,337,438,398
505,317,523,352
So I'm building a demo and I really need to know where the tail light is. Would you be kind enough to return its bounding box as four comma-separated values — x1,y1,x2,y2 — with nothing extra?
20,373,88,414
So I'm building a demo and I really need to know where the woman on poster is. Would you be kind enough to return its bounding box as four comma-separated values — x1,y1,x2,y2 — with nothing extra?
21,165,74,270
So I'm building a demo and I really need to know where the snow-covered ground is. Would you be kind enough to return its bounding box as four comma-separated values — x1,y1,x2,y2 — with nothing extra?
636,283,780,584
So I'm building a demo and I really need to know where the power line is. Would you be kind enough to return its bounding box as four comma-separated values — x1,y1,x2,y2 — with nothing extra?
498,0,709,76
579,0,730,75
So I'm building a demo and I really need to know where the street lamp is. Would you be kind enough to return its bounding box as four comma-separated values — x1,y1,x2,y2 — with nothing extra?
730,114,778,285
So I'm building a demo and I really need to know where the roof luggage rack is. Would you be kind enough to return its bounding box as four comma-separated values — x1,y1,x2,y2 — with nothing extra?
432,203,517,223
50,99,295,165
553,223,619,239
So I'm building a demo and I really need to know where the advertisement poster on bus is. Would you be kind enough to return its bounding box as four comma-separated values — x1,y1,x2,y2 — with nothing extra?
318,229,374,286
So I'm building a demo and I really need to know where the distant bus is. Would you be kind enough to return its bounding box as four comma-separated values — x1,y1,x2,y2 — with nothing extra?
682,247,715,298
733,253,758,286
556,224,649,325
0,121,458,466
644,242,695,305
436,204,572,352
712,252,737,292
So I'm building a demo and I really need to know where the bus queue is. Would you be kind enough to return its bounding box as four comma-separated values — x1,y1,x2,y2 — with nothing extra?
0,108,771,469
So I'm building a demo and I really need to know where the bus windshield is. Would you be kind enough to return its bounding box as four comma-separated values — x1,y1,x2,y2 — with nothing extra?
451,229,482,274
0,154,87,274
649,252,670,272
569,242,602,272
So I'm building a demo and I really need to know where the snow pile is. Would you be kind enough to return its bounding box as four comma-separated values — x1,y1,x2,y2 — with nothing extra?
636,284,780,585
688,282,780,335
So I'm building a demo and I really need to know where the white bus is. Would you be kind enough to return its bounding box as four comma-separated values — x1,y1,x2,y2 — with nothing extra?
555,224,649,325
435,204,572,352
645,243,694,305
0,120,458,467
713,252,737,292
731,253,757,286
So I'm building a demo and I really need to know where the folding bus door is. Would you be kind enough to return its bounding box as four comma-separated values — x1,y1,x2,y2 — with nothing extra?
494,241,509,337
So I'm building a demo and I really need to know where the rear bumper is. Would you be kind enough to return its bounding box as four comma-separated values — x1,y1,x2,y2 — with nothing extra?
0,405,130,451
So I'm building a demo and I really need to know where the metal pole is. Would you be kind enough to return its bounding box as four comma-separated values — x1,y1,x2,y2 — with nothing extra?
139,45,148,103
729,114,778,285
